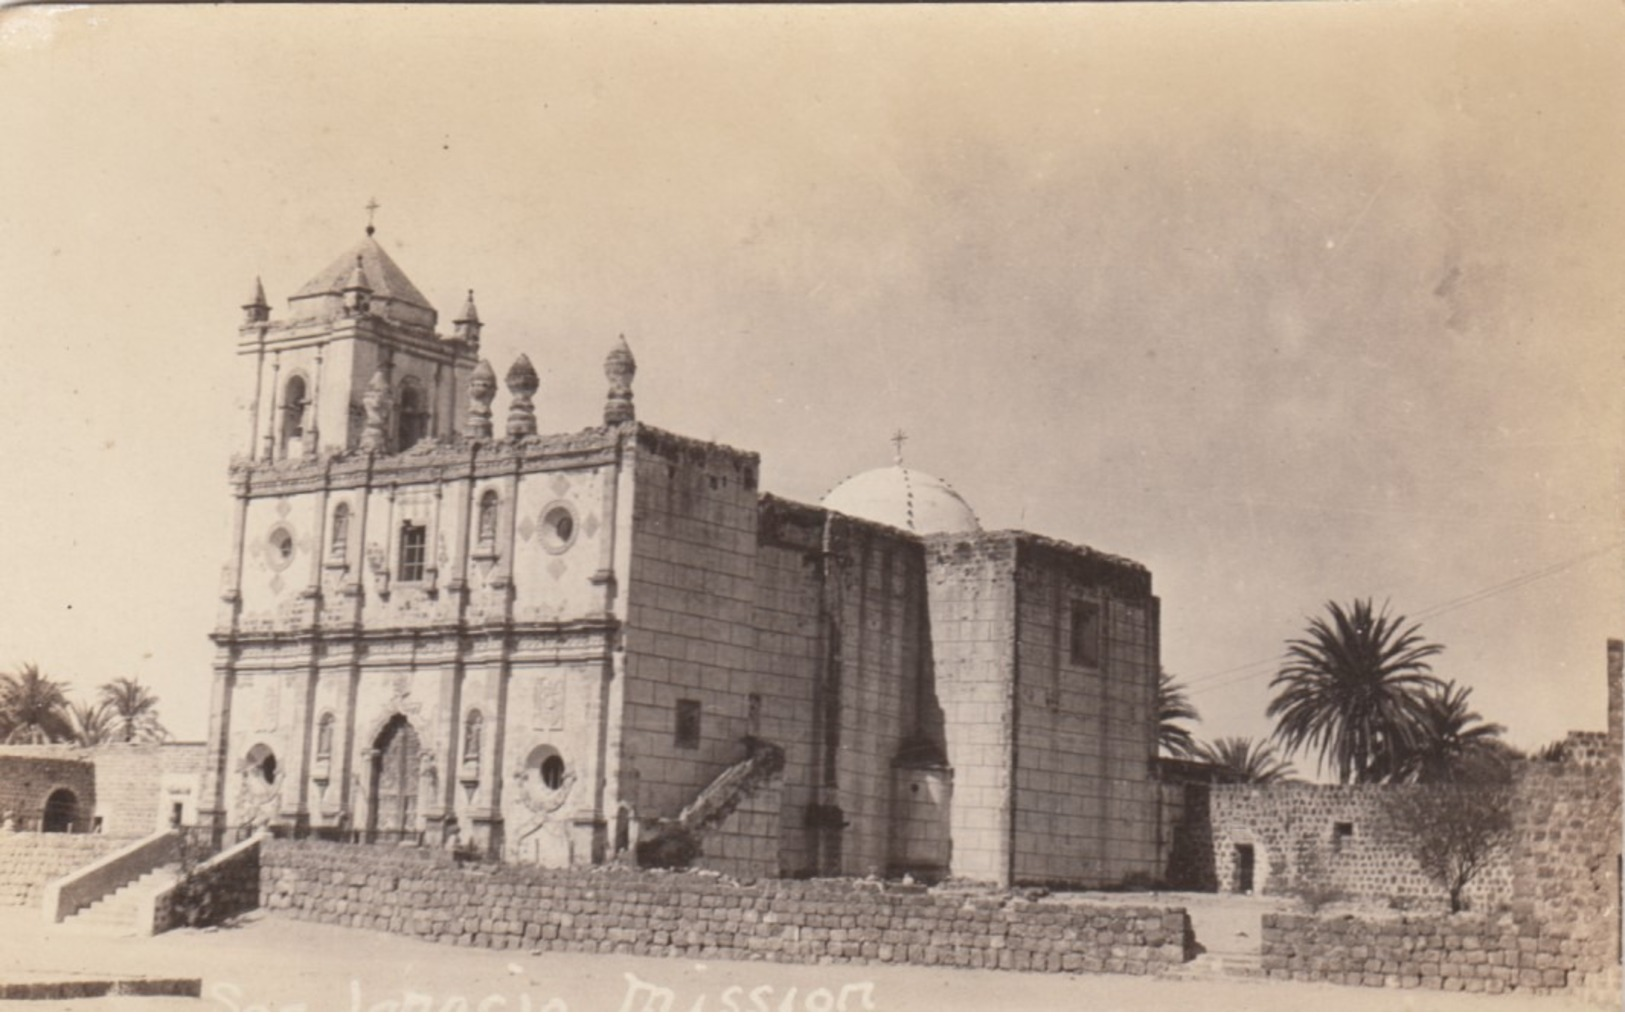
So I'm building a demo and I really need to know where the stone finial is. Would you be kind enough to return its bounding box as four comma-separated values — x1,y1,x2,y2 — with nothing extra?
453,289,482,347
343,255,372,315
243,276,269,324
603,334,637,426
467,359,497,439
359,368,392,453
505,354,539,438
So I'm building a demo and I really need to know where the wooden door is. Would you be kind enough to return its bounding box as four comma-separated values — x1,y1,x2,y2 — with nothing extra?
370,716,421,843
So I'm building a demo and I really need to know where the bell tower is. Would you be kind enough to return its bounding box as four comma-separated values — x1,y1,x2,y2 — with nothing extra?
235,209,481,461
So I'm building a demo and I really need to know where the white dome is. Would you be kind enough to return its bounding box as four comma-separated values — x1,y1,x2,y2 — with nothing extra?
821,465,980,535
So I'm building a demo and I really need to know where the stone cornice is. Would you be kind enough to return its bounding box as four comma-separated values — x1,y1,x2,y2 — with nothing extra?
237,314,472,365
757,492,936,553
632,423,760,475
212,616,619,649
228,425,635,494
226,420,773,496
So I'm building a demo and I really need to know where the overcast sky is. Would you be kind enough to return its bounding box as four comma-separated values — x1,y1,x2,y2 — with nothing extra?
0,3,1619,770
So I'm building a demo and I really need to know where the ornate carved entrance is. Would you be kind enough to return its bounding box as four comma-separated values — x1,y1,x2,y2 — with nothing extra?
368,714,421,843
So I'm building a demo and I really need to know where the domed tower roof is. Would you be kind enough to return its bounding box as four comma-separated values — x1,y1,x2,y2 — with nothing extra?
287,232,437,329
821,464,980,535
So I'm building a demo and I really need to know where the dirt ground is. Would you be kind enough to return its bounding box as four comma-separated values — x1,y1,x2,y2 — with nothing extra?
0,903,1601,1012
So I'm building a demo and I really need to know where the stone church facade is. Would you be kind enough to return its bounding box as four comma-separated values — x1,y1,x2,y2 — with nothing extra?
201,227,1164,887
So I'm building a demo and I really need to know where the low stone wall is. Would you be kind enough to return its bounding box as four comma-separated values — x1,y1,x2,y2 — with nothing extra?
1210,783,1516,907
153,834,263,933
1261,911,1619,1001
0,833,129,907
262,840,1194,974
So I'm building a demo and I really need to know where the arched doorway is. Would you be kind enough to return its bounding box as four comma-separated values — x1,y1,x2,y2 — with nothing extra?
42,788,79,833
368,715,421,843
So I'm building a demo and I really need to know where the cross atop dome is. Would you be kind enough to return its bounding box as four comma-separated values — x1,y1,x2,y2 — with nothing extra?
891,428,908,465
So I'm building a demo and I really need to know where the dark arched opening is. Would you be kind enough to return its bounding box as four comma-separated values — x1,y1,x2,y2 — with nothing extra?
42,788,79,833
281,375,308,456
396,381,428,451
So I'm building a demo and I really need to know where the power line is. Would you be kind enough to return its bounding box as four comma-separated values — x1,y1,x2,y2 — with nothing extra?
1180,540,1625,698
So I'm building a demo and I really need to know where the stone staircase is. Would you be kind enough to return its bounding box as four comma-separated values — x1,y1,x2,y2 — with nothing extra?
60,863,180,936
1165,948,1265,981
1153,892,1276,983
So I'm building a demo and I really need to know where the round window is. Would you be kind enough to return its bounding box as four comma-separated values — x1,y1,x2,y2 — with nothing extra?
524,744,568,793
268,527,295,570
246,744,278,784
539,504,577,554
540,755,565,790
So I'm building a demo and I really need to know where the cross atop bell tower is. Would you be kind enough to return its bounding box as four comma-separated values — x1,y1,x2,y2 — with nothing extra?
364,197,380,237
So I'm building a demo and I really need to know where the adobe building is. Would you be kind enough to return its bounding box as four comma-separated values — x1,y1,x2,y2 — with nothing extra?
201,224,1164,887
0,742,208,837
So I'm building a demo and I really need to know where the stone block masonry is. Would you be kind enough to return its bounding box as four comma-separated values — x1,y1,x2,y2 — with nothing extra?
154,834,264,934
1261,911,1620,1003
0,750,95,832
89,742,208,837
0,833,134,906
260,840,1194,975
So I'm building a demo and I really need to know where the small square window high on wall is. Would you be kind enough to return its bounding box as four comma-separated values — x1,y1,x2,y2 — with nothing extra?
1070,602,1102,668
675,699,702,749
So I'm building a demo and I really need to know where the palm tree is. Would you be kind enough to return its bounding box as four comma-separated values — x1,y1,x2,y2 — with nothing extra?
0,663,72,744
1267,599,1444,784
1193,736,1296,784
98,677,168,744
1530,740,1568,764
65,700,115,747
1156,670,1201,758
1390,680,1509,784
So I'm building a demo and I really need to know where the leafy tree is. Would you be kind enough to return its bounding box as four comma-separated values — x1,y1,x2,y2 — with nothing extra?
1380,777,1515,913
65,700,115,747
98,677,168,744
1390,680,1509,784
1267,599,1444,784
1193,736,1296,784
0,663,72,744
1156,670,1201,758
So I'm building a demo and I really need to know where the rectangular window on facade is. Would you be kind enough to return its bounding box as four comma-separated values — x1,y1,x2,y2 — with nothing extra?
1333,821,1354,851
1070,602,1102,667
399,523,428,582
675,698,702,749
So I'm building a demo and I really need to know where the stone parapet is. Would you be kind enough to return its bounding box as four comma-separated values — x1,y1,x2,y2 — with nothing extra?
152,834,264,934
1260,911,1621,1003
260,840,1194,974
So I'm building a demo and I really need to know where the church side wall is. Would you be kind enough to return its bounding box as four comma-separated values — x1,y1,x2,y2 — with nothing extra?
825,520,928,879
752,505,829,878
1010,548,1160,887
926,536,1017,885
620,437,762,834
